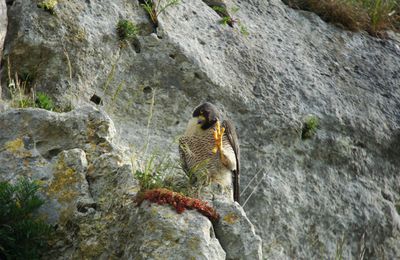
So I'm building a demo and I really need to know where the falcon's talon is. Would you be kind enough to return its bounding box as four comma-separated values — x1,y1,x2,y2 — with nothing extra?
213,121,225,154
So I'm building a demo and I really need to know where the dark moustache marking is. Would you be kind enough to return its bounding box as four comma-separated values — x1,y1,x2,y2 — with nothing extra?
192,102,221,130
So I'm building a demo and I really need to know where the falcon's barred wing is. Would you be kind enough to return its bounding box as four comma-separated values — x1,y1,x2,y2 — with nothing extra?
178,138,189,173
222,120,240,203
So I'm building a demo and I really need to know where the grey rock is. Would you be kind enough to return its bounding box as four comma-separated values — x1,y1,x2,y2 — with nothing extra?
213,199,263,260
0,0,7,97
42,148,92,225
125,201,226,260
0,0,6,56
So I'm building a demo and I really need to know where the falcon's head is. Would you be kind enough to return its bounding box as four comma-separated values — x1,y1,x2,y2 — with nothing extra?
184,102,221,135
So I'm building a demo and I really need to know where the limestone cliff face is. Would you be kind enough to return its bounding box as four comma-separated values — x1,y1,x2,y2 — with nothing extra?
1,0,400,259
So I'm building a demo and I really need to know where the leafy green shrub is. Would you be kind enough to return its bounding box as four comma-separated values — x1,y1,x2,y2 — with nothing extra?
35,92,55,111
116,20,139,41
0,178,52,260
302,115,319,139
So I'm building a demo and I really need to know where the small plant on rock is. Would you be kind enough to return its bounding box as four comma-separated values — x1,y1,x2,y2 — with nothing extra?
7,71,35,109
8,74,54,111
134,152,178,191
6,58,66,112
302,115,319,139
212,6,235,26
37,0,58,14
140,0,180,27
116,19,139,41
239,22,249,36
0,178,52,259
36,92,55,111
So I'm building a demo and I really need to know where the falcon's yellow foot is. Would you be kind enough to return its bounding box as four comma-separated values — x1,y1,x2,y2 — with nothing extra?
212,121,225,154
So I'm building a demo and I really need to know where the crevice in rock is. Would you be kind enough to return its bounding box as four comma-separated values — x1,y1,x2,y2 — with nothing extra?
194,72,202,79
90,94,102,105
132,38,141,53
35,140,63,160
169,53,176,60
46,148,62,159
5,0,14,6
76,200,97,213
209,225,216,238
84,167,96,203
143,86,152,94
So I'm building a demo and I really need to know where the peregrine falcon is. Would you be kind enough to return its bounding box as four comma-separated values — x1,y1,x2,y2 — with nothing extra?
179,102,240,202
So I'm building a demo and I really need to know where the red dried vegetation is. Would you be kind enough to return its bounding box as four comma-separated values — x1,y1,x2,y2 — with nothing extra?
135,188,219,221
285,0,400,37
287,0,369,31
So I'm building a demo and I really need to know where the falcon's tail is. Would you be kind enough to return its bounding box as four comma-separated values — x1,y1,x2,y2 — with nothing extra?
233,170,240,203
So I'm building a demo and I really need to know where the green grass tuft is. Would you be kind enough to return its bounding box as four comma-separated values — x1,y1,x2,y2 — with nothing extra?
133,150,210,197
6,57,69,112
134,152,176,191
116,20,139,41
140,0,180,27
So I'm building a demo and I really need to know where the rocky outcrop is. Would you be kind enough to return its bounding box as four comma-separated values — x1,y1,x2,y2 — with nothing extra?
0,106,258,259
125,201,226,260
0,106,135,258
1,0,400,258
213,199,263,260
